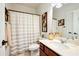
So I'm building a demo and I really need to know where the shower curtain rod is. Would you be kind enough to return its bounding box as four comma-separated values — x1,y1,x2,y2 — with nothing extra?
8,9,40,16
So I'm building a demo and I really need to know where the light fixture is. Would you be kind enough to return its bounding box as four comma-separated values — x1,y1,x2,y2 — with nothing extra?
56,3,63,8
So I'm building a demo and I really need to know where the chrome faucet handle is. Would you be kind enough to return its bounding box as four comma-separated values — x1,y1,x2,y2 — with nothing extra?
74,32,78,35
74,32,78,39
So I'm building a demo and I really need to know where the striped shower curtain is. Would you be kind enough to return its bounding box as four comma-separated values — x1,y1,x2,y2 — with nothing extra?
9,11,40,55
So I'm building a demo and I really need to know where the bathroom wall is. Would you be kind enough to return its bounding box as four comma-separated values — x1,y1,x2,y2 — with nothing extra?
37,3,53,38
73,9,79,36
53,3,79,20
0,3,5,56
6,3,37,14
53,3,79,37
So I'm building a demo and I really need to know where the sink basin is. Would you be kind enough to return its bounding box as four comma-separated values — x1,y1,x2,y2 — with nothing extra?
48,40,78,50
66,39,79,46
63,43,78,48
43,38,79,50
51,39,79,48
49,42,70,50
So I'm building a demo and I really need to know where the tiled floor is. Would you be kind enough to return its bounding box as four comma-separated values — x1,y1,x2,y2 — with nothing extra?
10,50,30,56
11,50,39,56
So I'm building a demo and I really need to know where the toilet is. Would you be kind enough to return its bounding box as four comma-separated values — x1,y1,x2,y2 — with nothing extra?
29,43,39,56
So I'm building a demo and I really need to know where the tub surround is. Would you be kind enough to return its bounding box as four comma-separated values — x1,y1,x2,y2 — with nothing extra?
39,39,79,56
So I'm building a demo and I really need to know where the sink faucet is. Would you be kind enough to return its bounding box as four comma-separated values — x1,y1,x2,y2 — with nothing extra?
60,38,67,43
71,36,74,40
68,32,74,40
60,40,65,43
73,32,78,39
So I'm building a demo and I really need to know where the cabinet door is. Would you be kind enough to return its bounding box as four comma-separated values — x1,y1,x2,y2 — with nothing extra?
40,49,47,56
44,46,57,56
40,43,44,50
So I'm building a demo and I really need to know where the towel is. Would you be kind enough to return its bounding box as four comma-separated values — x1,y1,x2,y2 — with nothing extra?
5,22,12,47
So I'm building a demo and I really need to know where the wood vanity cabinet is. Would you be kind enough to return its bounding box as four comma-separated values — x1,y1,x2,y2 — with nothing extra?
40,42,60,56
40,42,47,56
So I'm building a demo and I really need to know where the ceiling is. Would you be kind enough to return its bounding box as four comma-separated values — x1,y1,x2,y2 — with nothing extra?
9,3,44,9
53,3,79,9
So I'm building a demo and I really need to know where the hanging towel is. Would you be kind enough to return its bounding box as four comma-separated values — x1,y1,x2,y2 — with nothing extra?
6,22,12,47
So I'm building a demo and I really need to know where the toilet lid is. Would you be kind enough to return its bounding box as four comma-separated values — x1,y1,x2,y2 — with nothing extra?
29,44,39,50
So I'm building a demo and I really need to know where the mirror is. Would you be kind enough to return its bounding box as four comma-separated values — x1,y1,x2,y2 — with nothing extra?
53,3,79,39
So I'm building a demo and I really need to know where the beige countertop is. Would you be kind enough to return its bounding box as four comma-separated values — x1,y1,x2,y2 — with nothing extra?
39,39,79,56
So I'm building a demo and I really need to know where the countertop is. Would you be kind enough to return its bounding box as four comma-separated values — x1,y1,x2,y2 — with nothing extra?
39,39,79,56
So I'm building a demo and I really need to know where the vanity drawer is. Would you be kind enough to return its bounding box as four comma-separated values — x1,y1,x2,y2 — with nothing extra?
44,46,57,56
40,43,44,50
